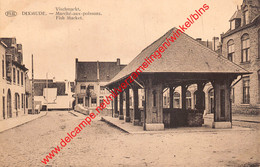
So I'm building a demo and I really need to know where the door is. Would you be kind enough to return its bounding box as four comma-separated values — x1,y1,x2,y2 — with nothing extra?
7,89,12,118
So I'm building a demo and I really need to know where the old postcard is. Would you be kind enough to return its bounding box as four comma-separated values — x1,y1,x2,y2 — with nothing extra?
0,0,259,166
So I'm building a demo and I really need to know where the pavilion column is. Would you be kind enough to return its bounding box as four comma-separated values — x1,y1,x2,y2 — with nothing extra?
114,95,118,118
89,97,91,107
169,87,174,109
83,97,86,106
119,91,124,120
133,87,140,125
181,85,187,110
212,79,232,128
125,88,130,122
144,77,164,131
195,82,205,113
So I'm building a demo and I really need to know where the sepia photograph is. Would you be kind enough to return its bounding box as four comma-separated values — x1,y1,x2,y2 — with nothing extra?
0,0,259,166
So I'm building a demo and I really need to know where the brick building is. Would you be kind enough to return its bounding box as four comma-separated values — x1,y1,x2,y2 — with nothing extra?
74,58,126,110
221,0,260,114
0,38,29,120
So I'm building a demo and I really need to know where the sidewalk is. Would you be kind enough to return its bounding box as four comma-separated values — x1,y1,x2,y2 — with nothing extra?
0,112,46,133
232,114,260,123
101,116,252,134
204,114,260,123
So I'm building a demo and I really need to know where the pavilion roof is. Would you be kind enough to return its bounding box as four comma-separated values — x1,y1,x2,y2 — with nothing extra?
107,28,250,86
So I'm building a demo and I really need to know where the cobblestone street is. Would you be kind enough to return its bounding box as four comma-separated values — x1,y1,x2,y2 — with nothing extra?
0,111,259,167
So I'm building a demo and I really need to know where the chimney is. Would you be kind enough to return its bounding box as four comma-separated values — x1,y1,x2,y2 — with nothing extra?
212,37,219,51
75,58,78,82
11,38,16,47
17,44,23,64
97,61,100,81
196,38,202,41
17,44,22,52
116,58,120,65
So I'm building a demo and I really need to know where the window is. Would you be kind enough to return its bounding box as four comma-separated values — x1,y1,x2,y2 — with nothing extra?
242,76,250,104
91,98,97,107
6,55,12,82
80,84,86,93
80,85,86,89
78,98,83,104
13,68,16,83
241,34,250,62
26,95,28,108
100,86,105,94
244,10,249,25
227,39,235,62
21,72,23,86
99,96,104,106
21,94,24,108
15,93,20,109
17,70,20,85
2,56,4,78
18,94,20,109
2,96,5,119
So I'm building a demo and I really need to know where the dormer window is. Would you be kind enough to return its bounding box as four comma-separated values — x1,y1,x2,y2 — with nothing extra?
231,20,236,30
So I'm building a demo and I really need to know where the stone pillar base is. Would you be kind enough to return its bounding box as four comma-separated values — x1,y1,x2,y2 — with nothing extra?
119,115,124,120
145,123,164,131
125,116,130,122
114,113,119,118
133,119,140,126
212,122,232,129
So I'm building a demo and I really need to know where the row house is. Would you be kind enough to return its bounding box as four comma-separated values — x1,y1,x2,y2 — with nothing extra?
75,58,126,110
0,38,29,120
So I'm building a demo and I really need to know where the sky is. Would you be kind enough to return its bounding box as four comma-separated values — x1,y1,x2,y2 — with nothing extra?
0,0,242,81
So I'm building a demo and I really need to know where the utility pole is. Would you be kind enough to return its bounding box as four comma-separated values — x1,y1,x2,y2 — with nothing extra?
31,54,35,114
46,73,48,115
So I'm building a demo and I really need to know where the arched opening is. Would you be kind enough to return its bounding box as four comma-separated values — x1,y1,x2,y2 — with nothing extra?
208,88,214,113
173,92,180,108
7,89,12,118
186,90,192,109
163,88,169,108
15,93,20,117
